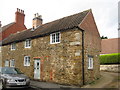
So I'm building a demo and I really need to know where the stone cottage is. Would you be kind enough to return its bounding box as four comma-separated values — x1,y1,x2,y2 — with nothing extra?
1,9,101,86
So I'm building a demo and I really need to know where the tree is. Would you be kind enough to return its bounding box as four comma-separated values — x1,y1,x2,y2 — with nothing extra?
101,36,108,39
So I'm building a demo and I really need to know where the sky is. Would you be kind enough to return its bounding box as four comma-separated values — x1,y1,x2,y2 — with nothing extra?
0,0,119,38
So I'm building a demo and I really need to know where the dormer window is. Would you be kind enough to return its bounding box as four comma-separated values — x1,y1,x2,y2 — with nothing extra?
11,43,16,50
50,32,61,44
25,39,31,48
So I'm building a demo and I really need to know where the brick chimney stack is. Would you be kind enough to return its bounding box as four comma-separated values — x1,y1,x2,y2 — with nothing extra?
15,8,25,25
32,13,42,29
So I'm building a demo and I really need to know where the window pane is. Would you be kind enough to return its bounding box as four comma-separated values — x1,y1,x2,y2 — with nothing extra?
10,60,15,67
56,33,60,42
5,60,9,67
52,34,55,43
24,56,30,66
88,57,93,69
25,39,31,48
11,43,16,50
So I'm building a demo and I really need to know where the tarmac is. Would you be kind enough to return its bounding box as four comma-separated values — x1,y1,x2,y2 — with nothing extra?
30,80,80,89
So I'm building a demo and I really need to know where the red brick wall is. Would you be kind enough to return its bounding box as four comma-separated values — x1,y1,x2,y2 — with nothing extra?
79,10,101,51
0,23,26,40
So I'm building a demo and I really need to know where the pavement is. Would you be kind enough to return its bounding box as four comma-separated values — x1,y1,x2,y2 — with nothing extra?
30,80,80,89
30,71,119,89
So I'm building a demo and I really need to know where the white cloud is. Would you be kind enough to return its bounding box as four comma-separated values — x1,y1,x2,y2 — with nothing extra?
0,0,119,38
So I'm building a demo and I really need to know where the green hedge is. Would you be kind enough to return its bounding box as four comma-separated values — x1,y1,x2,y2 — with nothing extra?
100,53,120,65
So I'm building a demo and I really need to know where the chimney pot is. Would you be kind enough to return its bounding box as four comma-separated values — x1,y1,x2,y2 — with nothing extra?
34,14,36,18
17,8,19,12
18,9,20,12
37,13,39,17
22,10,24,13
20,10,22,13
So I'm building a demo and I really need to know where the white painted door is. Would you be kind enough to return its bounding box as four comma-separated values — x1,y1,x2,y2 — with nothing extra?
34,59,40,79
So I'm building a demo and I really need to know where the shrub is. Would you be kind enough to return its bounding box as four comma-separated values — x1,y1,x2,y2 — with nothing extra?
100,53,120,65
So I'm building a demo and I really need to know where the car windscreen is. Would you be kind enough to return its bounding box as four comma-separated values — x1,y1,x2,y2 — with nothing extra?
1,67,23,74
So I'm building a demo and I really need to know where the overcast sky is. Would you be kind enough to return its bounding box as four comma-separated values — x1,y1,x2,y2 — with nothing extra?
0,0,118,38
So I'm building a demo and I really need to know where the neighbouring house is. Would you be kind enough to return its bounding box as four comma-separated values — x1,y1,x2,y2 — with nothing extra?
100,38,120,72
0,8,27,41
1,9,101,86
0,8,27,67
101,38,120,54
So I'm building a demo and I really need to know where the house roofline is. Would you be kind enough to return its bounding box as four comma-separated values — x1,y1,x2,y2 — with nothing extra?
1,26,83,46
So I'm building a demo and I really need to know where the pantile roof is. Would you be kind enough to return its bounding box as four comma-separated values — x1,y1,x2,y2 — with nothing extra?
0,22,15,32
101,38,120,54
2,9,90,45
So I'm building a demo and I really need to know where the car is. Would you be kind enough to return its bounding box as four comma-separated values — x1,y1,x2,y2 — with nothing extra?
0,67,30,89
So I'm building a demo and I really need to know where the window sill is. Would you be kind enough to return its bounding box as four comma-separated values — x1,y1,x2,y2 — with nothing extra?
88,68,93,70
50,42,60,44
11,49,16,51
24,65,30,67
25,47,31,48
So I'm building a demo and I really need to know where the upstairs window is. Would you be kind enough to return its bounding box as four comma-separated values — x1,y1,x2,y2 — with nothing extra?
25,39,31,48
50,32,61,44
88,55,93,69
11,43,16,50
24,56,30,66
10,59,15,67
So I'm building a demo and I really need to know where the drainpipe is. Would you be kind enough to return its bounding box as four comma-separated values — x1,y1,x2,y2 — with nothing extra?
77,27,85,85
81,30,85,85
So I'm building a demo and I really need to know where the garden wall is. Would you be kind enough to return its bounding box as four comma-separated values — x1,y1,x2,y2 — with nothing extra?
100,64,120,72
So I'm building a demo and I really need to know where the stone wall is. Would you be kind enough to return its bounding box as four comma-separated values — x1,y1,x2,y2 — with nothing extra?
100,64,120,73
2,28,83,86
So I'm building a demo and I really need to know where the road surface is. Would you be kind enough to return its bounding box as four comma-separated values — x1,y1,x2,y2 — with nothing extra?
0,71,119,89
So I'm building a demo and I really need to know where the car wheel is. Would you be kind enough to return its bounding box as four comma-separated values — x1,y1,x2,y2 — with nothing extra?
1,81,6,90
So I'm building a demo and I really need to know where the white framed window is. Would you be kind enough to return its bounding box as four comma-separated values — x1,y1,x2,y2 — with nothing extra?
24,56,30,66
88,56,93,69
25,39,31,48
50,32,61,44
10,59,15,67
11,43,16,50
5,60,9,67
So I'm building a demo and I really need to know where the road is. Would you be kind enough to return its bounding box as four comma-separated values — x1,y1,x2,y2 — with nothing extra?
0,71,119,89
0,86,40,90
82,71,119,88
